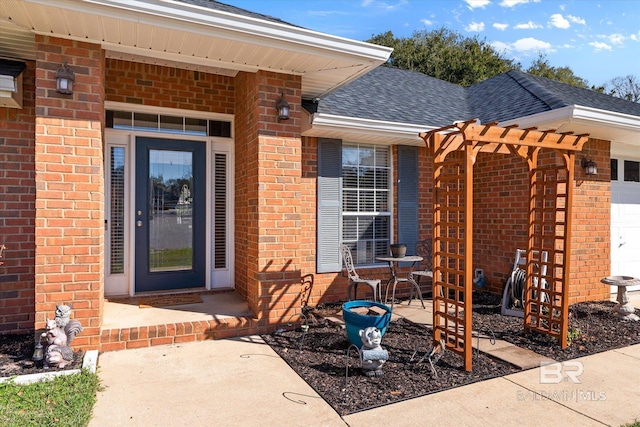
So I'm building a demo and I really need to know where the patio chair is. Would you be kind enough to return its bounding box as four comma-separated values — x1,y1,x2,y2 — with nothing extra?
409,239,433,304
501,249,549,317
341,244,382,302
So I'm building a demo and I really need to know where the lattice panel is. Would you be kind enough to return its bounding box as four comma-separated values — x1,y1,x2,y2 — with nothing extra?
432,153,472,370
524,162,570,346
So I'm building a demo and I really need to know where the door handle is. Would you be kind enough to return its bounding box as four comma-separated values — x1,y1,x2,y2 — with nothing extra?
137,220,143,228
619,236,626,248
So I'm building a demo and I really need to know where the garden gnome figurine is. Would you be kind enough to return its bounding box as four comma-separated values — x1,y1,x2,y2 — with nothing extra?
358,327,389,377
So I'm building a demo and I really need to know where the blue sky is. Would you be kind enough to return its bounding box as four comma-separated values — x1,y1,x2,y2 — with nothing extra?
223,0,640,87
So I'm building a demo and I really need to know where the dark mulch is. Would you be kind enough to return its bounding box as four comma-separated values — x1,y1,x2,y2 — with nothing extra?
0,333,84,378
262,292,640,415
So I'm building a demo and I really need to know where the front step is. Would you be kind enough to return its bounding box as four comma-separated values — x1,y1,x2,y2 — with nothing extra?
99,316,262,352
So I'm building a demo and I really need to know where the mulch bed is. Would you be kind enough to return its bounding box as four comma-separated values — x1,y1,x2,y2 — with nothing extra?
0,333,84,378
262,292,640,415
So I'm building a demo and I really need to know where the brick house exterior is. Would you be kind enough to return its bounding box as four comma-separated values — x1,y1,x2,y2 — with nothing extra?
1,1,639,351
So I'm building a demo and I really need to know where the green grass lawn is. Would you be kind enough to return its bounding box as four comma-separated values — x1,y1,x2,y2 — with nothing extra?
0,371,100,427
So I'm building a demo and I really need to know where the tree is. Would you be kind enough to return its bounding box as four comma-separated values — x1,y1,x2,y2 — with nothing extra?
367,28,519,87
525,53,590,88
604,75,640,102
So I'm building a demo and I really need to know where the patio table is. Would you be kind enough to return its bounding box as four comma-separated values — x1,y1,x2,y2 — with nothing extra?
376,255,426,309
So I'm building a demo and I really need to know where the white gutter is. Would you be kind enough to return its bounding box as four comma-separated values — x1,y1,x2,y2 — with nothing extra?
25,0,392,63
305,113,430,146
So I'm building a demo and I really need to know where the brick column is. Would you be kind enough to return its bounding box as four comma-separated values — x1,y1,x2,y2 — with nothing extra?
34,35,105,349
235,70,304,325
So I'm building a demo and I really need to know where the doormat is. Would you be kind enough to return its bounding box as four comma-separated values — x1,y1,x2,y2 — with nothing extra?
136,293,203,308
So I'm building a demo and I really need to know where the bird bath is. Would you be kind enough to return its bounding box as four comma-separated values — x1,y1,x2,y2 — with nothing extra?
601,276,640,321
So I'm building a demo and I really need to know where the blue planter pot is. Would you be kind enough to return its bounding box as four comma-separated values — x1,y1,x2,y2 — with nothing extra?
342,300,392,347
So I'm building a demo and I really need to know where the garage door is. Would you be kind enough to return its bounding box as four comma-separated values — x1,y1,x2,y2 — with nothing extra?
611,158,640,292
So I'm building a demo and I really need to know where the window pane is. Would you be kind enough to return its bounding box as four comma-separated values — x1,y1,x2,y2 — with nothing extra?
375,147,389,167
343,146,359,166
111,111,132,129
343,166,358,188
134,112,158,130
359,167,375,188
160,115,183,132
611,159,618,181
624,160,640,182
343,190,358,212
359,147,375,166
185,118,207,135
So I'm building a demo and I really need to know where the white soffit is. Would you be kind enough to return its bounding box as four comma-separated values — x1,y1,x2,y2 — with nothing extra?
500,105,640,145
303,113,428,146
0,0,392,99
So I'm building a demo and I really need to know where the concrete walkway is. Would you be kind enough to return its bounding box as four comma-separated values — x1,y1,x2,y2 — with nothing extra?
90,295,640,427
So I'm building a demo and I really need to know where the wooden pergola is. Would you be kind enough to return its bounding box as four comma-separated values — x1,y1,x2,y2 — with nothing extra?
420,119,590,371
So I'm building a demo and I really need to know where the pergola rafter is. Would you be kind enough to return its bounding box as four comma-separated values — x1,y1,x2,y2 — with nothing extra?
420,119,590,371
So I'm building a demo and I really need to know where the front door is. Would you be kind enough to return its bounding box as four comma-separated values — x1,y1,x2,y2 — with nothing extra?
135,137,206,292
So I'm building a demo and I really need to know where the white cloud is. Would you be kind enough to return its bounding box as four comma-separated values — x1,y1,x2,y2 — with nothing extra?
608,33,625,45
630,34,638,42
464,0,491,8
490,37,552,54
589,41,612,51
465,21,485,32
567,15,586,25
549,14,570,29
493,23,509,31
490,41,511,52
512,37,552,52
360,0,408,10
499,0,540,7
421,19,433,26
514,21,543,30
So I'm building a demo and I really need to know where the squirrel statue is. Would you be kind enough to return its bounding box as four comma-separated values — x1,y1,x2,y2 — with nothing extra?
41,304,83,368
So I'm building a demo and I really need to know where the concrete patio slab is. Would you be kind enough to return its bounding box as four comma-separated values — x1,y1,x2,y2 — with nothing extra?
342,375,604,427
482,345,555,370
505,346,640,426
90,336,346,427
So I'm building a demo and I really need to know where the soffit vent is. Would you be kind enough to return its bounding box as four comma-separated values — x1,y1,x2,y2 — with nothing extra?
0,59,26,109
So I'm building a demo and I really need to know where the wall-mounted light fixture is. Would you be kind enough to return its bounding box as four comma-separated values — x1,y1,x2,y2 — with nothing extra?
55,62,75,95
276,93,290,121
581,157,598,176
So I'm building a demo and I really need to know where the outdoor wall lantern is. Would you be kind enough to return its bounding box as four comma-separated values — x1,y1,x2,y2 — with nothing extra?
55,62,75,95
276,93,290,121
581,157,598,176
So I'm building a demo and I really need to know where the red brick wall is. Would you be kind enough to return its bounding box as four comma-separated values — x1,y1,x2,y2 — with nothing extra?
34,35,105,349
105,59,234,114
569,139,610,302
472,140,610,303
0,61,36,334
473,153,529,294
234,70,306,322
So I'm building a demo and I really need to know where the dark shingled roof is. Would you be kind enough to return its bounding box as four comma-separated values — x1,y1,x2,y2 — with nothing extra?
470,70,640,123
316,66,469,127
313,67,640,126
175,0,299,27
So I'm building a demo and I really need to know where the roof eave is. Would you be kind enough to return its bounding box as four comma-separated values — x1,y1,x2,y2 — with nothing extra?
500,105,640,145
303,113,430,146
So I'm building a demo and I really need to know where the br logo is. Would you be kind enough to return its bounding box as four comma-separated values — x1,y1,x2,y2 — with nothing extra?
539,361,584,384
